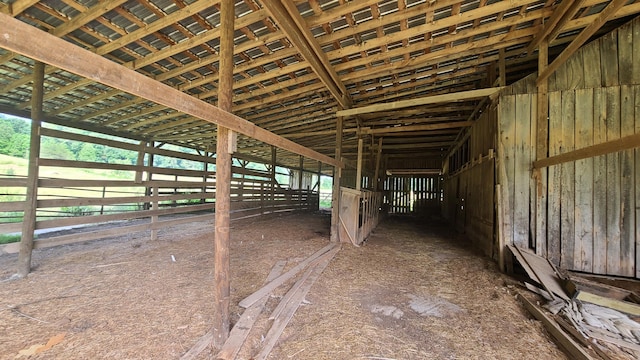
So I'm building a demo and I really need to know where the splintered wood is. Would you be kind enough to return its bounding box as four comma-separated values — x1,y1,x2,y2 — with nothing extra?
181,261,286,360
511,245,640,359
196,243,338,360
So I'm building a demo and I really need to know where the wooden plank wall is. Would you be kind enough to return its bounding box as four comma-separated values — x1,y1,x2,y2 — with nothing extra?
0,127,320,254
498,16,640,277
442,107,496,258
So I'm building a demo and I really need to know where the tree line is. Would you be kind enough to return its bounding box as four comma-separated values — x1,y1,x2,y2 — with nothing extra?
0,115,204,170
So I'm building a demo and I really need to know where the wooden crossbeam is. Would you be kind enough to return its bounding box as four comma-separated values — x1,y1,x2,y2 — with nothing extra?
533,133,640,169
537,0,628,85
261,0,351,110
0,12,340,168
526,0,586,54
336,88,502,117
51,0,129,37
0,0,38,16
97,0,219,55
358,121,473,135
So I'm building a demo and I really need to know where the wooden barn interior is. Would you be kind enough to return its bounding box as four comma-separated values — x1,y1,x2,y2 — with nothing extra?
1,0,640,358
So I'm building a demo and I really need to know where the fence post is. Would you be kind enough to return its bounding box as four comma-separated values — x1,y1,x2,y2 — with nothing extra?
17,61,44,278
100,186,106,215
151,186,158,241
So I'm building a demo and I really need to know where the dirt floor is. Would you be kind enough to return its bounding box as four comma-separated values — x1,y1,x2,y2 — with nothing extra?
0,211,567,359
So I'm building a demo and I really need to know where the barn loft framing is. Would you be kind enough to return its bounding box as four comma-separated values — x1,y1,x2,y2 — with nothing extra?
1,0,640,352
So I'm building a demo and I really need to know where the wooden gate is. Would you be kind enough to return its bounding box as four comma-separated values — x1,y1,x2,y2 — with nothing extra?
338,187,382,246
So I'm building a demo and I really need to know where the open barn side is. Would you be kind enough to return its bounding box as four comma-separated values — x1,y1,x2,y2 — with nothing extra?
0,125,323,256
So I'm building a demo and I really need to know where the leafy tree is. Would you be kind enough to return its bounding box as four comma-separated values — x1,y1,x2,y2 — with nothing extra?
6,134,30,158
77,143,97,162
41,139,74,160
0,121,15,153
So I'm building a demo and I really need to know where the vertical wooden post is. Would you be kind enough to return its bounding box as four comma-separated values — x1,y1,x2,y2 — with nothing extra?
135,140,146,183
298,155,304,209
145,141,155,210
239,160,246,202
202,151,210,204
487,62,497,87
213,0,234,348
270,146,276,212
356,137,363,191
260,183,265,214
499,48,506,87
17,61,44,278
373,137,383,191
100,186,106,215
535,39,549,257
330,116,343,242
151,186,159,241
316,161,322,210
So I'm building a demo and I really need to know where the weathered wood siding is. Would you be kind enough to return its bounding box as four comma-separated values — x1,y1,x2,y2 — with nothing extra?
442,107,496,258
498,16,640,277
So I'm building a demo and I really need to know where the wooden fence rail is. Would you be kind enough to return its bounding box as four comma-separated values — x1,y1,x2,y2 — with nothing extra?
0,126,322,255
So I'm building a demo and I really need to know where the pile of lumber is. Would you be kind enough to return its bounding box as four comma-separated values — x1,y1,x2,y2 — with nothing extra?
181,243,340,360
509,245,640,360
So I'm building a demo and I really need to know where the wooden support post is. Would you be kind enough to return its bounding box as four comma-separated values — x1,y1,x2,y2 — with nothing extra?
17,61,44,278
330,116,343,242
239,160,245,202
499,48,506,87
202,151,210,204
316,161,322,210
134,140,145,183
298,155,304,210
373,137,383,191
270,146,276,212
356,137,363,191
213,0,234,348
151,186,159,241
100,186,106,215
535,39,549,257
145,141,155,210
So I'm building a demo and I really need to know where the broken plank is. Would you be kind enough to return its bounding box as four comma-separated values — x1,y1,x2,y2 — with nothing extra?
239,242,336,308
518,294,595,360
525,282,553,301
585,326,640,352
565,275,636,302
181,261,286,360
507,244,543,286
254,247,339,360
216,260,287,360
269,250,333,321
575,291,640,316
515,246,570,301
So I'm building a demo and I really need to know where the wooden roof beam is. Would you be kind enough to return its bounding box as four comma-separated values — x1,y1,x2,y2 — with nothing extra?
526,0,586,54
336,88,502,117
356,122,474,135
0,0,39,16
96,0,220,56
326,0,541,61
261,0,351,110
0,12,340,168
51,0,129,37
537,0,628,85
